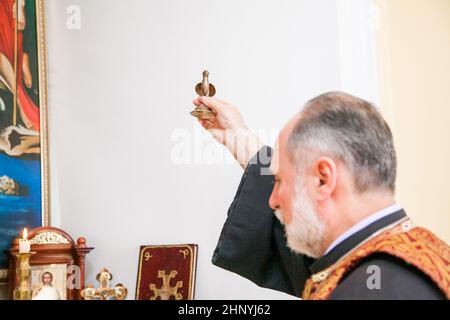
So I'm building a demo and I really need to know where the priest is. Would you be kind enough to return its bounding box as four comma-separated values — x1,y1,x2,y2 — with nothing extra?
194,92,449,299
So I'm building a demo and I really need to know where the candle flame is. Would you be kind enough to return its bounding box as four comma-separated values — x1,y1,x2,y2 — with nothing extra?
23,228,28,240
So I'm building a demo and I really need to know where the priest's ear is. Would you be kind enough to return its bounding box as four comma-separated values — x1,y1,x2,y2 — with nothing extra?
311,156,338,202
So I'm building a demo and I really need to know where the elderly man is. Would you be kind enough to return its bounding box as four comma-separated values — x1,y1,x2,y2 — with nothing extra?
194,92,449,300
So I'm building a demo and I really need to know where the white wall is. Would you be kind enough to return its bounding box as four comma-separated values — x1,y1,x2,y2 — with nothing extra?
43,0,376,299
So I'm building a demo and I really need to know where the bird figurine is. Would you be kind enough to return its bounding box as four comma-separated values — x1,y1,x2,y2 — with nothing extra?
190,70,216,120
195,70,216,97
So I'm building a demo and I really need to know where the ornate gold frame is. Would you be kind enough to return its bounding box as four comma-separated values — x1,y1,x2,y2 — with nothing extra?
0,0,49,283
36,0,50,227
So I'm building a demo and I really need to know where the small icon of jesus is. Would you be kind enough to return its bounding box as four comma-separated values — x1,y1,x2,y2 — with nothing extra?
32,271,61,300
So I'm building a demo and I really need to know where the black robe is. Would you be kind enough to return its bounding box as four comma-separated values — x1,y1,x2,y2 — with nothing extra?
212,146,445,299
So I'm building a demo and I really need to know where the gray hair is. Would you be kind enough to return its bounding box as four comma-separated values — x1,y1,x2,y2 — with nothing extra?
287,91,397,193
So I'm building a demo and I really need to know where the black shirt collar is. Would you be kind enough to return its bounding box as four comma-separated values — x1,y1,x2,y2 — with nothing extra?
308,209,407,274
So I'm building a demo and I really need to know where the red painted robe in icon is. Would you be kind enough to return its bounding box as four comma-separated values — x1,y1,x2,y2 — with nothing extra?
0,0,40,131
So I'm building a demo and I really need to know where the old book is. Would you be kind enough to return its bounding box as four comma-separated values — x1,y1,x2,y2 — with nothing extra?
135,244,198,300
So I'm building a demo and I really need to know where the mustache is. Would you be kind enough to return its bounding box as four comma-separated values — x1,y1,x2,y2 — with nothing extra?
274,209,285,225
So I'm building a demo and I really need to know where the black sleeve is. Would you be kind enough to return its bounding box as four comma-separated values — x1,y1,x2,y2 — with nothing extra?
329,253,446,300
211,146,311,297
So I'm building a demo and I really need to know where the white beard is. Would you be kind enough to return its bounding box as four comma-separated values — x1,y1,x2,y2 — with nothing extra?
275,178,326,259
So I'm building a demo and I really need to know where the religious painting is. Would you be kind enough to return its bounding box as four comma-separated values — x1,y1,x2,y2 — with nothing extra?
0,0,49,281
31,263,66,300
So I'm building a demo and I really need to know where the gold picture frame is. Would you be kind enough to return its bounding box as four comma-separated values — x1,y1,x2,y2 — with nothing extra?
36,0,50,227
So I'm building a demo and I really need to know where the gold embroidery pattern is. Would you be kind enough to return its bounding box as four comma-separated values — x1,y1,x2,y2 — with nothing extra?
302,221,450,300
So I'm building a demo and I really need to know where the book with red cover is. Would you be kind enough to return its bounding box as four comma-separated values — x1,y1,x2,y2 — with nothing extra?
135,244,198,300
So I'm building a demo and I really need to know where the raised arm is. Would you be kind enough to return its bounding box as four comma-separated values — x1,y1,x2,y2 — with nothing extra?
193,97,311,296
193,96,264,170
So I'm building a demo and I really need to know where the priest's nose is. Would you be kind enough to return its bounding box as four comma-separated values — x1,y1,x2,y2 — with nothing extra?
269,188,280,211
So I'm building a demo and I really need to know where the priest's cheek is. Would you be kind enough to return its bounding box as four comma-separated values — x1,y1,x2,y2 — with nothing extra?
283,203,294,225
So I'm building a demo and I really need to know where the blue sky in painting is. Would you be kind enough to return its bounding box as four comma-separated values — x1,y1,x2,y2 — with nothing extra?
0,153,42,268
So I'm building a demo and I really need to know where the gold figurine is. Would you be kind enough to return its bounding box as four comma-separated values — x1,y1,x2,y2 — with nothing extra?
190,70,216,120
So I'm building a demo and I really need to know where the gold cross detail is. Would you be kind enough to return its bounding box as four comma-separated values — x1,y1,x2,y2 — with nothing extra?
149,270,183,300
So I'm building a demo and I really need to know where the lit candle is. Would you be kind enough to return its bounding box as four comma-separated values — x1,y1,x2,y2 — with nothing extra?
19,228,31,253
